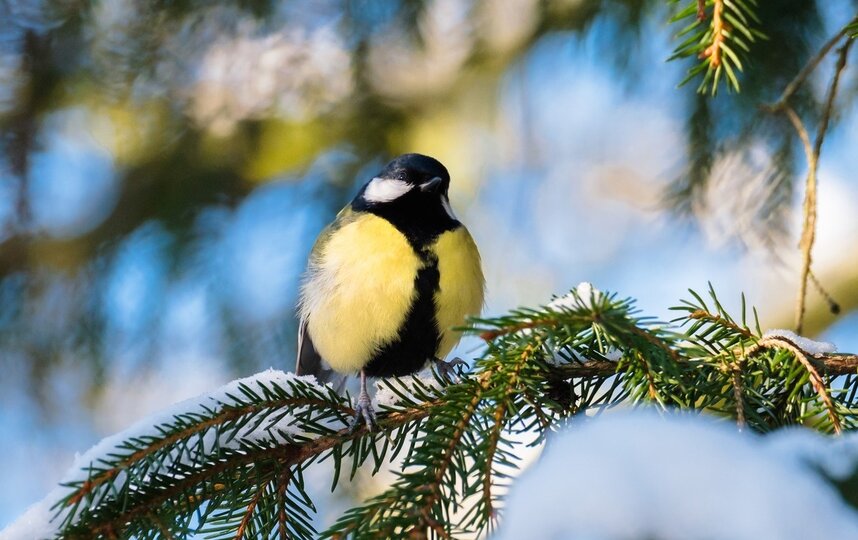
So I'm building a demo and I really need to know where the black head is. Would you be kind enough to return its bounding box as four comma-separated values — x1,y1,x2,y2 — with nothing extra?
361,153,450,200
352,153,459,246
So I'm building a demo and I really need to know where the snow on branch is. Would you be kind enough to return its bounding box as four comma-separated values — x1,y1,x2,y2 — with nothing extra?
762,329,836,355
5,371,353,539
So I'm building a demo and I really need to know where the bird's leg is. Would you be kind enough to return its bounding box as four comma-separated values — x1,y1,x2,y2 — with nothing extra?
433,356,468,383
349,370,377,432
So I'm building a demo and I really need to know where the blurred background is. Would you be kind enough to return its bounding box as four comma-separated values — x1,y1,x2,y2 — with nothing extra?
1,0,858,530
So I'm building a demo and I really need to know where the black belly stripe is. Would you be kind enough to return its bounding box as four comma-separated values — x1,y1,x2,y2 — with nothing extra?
363,250,441,378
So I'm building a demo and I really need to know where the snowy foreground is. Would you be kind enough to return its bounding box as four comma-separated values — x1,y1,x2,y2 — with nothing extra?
499,411,858,540
5,369,858,539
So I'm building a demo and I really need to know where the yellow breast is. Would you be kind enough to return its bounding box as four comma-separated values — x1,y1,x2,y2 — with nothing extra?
432,227,485,358
301,213,423,373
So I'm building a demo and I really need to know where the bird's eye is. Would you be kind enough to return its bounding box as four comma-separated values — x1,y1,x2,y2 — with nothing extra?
397,172,407,181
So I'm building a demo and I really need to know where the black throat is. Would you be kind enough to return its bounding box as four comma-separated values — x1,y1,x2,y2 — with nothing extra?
351,191,460,250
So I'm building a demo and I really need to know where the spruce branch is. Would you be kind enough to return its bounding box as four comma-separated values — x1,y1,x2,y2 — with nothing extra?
29,285,858,539
74,402,434,539
63,395,352,510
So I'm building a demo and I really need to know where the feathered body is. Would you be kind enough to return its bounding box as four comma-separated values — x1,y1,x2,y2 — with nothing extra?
297,154,484,380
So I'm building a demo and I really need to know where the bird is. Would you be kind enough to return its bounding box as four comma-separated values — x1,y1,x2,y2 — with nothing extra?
296,153,485,429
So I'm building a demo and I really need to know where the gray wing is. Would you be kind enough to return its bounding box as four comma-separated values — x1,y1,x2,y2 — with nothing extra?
295,317,347,393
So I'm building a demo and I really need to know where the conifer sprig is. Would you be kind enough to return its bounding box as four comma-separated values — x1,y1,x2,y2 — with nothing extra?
42,285,858,539
669,0,765,94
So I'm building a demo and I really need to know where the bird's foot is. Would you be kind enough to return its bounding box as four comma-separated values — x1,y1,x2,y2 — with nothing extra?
433,356,468,383
348,390,377,433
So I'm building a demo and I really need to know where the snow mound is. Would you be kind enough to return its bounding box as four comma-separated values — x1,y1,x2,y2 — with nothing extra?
498,410,858,540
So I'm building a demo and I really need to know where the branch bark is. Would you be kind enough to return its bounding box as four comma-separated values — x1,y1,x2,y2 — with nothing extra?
753,337,843,434
549,353,858,379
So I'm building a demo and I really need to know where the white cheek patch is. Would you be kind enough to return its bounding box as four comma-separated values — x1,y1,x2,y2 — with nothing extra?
441,195,457,220
363,177,412,203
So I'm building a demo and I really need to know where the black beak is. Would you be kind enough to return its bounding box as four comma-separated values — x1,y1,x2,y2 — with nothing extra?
420,176,443,193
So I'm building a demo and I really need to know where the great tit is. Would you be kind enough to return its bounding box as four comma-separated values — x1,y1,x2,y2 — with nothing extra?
296,153,485,428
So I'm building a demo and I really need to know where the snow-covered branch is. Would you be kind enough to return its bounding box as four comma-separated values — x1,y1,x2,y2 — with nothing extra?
6,283,858,539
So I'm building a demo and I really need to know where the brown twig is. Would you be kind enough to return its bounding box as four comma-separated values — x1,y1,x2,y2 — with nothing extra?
700,0,724,68
625,324,682,363
276,471,291,540
481,343,537,526
771,17,858,110
147,513,174,540
689,309,754,339
553,359,621,378
482,395,507,525
778,104,816,332
809,269,841,314
478,317,556,341
696,0,707,21
235,484,266,539
730,363,746,430
781,106,814,165
794,39,853,334
812,36,851,210
414,388,484,538
549,353,858,379
761,16,856,333
751,337,843,434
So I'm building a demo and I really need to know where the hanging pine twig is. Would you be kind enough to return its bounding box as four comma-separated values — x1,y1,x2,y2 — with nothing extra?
668,0,766,93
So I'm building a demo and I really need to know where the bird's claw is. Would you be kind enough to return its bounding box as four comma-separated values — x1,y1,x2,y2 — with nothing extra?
433,356,468,383
348,391,377,433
